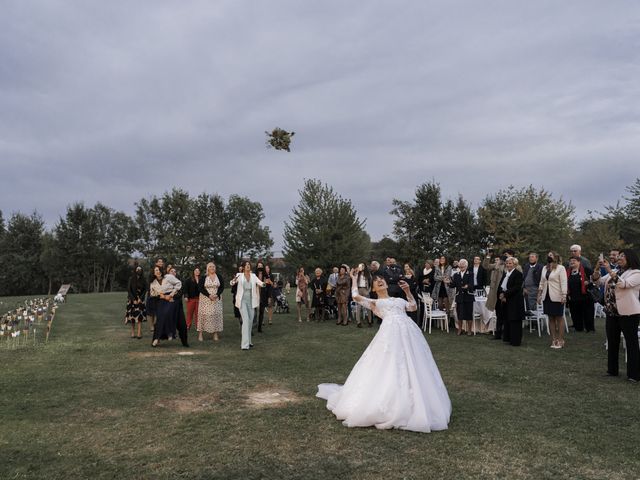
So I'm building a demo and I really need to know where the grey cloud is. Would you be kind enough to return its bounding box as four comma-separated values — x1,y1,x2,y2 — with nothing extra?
1,1,639,252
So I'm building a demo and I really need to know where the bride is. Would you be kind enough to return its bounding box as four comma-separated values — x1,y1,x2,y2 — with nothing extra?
316,269,451,433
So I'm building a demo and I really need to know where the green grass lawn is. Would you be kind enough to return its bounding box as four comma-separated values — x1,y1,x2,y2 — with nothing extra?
1,292,638,480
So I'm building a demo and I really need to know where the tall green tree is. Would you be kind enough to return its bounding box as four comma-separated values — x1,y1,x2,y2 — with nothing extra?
617,177,640,247
370,236,401,262
477,185,575,257
283,179,370,270
0,212,46,295
54,203,136,292
224,194,273,266
40,231,65,295
446,195,487,260
135,189,272,272
391,181,484,262
391,181,445,261
135,189,196,266
574,215,628,263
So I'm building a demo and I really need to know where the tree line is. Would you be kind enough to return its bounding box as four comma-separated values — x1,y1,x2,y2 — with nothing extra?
1,178,638,296
283,178,640,271
0,189,272,296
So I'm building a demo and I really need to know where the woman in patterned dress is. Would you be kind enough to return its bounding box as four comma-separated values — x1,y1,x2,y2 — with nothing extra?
335,265,351,326
197,262,225,342
295,266,310,322
125,266,147,339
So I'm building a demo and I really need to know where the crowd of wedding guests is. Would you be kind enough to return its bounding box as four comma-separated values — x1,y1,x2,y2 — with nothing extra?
291,246,639,382
123,245,640,383
124,258,277,351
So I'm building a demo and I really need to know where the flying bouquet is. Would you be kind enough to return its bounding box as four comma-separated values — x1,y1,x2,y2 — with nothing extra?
265,127,295,152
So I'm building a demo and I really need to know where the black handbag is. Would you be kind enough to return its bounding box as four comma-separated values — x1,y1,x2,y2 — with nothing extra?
586,283,603,304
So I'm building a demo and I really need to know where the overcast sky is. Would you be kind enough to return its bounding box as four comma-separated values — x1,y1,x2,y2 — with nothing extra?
1,1,638,253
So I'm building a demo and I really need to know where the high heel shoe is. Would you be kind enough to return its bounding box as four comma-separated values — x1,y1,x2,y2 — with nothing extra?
151,339,159,348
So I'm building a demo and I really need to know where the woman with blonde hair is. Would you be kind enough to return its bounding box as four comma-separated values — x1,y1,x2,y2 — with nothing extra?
197,262,224,342
538,251,568,349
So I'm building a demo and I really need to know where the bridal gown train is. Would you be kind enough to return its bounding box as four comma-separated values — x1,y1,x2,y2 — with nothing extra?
317,297,451,433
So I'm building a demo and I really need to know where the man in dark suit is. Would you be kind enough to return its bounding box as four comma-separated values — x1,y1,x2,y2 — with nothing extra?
382,257,404,299
522,252,543,312
472,256,487,292
498,256,525,346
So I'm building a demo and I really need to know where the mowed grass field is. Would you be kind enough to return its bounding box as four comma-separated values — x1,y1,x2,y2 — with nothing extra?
1,292,639,480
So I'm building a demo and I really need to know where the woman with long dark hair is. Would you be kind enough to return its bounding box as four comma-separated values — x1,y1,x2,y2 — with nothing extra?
231,264,243,325
335,265,351,326
356,263,372,327
317,270,451,433
145,258,164,332
184,266,201,330
593,249,640,382
295,266,310,323
263,264,274,326
432,256,453,319
125,266,147,339
149,266,183,348
255,261,271,332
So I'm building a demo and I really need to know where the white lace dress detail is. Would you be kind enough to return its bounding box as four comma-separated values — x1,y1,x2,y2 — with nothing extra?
317,297,451,433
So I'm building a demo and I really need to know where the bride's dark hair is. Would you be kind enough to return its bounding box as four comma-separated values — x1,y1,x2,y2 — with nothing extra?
370,272,386,293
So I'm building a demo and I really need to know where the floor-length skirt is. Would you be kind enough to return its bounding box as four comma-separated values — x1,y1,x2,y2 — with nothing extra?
317,312,451,433
154,299,177,340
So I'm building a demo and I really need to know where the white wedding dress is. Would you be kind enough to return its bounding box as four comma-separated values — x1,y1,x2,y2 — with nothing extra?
317,296,451,433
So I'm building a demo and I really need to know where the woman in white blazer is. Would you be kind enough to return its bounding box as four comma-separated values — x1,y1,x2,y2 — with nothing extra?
593,249,640,382
231,260,271,350
537,251,568,349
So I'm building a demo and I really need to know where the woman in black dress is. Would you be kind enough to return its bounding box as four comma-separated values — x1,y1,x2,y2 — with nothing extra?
258,264,274,329
452,259,475,335
566,257,592,332
311,268,327,322
403,263,420,326
125,266,147,339
231,264,243,325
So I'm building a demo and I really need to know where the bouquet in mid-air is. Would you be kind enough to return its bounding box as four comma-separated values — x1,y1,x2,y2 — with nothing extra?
265,127,295,152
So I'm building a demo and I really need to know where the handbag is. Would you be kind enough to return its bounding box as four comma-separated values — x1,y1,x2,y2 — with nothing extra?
586,283,603,304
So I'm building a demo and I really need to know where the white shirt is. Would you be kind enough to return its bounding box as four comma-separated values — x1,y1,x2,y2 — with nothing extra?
473,266,479,285
500,269,513,291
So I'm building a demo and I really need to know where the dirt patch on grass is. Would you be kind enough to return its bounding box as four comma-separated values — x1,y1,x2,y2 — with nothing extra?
245,388,302,408
128,350,210,358
155,393,219,413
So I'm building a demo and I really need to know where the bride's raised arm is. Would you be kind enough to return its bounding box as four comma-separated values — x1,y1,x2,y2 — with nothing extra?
350,268,375,311
399,280,417,312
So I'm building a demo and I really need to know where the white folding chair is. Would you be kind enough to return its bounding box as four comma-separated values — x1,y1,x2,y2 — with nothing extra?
524,300,548,337
420,294,448,333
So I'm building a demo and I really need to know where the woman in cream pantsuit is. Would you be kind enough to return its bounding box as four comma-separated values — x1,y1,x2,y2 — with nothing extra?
231,260,271,350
